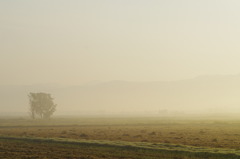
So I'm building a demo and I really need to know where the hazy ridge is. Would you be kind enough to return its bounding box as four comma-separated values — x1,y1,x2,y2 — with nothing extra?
1,74,240,116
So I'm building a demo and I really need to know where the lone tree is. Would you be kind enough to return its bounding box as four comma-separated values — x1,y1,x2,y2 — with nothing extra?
28,92,57,119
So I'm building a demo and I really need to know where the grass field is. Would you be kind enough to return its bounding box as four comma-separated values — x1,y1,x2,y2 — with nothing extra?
1,117,240,158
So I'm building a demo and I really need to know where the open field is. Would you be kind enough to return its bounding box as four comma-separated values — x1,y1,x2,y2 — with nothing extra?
1,117,240,158
1,136,240,159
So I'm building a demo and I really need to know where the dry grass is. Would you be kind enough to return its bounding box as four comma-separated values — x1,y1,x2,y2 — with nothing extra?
1,136,240,159
1,117,240,149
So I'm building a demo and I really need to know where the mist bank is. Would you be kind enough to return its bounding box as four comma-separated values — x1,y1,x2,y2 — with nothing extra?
1,74,240,116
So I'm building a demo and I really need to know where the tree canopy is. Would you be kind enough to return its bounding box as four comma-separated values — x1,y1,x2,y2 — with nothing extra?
28,92,56,119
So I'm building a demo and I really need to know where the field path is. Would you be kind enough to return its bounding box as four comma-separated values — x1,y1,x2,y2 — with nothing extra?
1,135,240,159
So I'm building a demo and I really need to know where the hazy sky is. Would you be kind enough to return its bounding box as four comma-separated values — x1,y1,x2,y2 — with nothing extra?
1,0,240,85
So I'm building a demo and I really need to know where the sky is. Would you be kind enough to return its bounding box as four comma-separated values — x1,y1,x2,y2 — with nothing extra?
1,0,240,85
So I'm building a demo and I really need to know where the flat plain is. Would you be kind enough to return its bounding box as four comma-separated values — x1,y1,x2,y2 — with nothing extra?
1,116,240,158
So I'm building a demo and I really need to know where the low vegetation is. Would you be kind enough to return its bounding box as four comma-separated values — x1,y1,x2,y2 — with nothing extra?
1,117,240,158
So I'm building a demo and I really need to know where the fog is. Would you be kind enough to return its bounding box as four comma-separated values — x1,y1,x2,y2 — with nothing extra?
1,1,240,117
1,74,240,116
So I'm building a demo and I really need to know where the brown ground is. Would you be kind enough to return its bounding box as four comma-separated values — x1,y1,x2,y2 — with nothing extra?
0,138,190,159
1,118,240,149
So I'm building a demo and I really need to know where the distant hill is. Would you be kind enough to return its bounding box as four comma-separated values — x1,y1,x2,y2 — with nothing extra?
1,74,240,116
